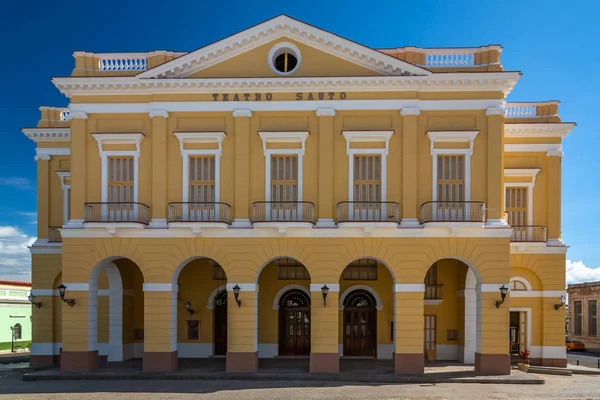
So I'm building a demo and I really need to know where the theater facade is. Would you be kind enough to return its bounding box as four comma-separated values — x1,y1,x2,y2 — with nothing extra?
24,15,574,375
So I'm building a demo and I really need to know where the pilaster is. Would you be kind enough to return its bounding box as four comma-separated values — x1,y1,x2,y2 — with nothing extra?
143,285,178,372
149,110,169,228
310,283,339,373
35,155,50,238
400,108,420,227
232,110,252,228
226,282,258,372
485,107,506,226
546,153,562,245
316,109,336,227
67,112,87,226
393,284,424,374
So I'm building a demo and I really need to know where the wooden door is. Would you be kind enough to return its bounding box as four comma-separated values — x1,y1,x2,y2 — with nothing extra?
213,290,227,355
107,156,134,220
270,155,298,220
436,155,465,220
279,308,311,355
353,155,382,220
189,156,216,220
424,315,436,361
343,308,376,357
506,187,528,239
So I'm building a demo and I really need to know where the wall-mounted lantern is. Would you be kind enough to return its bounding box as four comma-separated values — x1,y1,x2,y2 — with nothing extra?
57,284,76,307
554,295,565,311
232,284,242,308
28,293,43,308
321,285,329,308
495,284,509,309
184,301,195,315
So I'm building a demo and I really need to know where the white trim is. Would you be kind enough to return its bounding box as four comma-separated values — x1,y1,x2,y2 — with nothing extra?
503,180,536,227
226,283,258,292
62,283,89,291
342,131,394,155
436,344,459,361
57,172,71,225
400,108,420,116
206,284,227,310
510,276,533,291
510,243,569,254
268,42,302,76
149,109,169,118
22,128,70,143
177,343,213,358
310,283,339,292
316,108,336,117
232,109,252,118
480,283,510,292
30,342,61,356
486,107,505,116
258,131,309,156
143,283,177,292
377,344,394,360
531,346,566,359
30,289,58,297
424,299,443,305
339,285,383,310
272,284,310,310
504,169,540,183
510,307,532,354
504,143,562,155
426,131,479,155
395,283,425,292
35,148,70,158
504,123,575,139
510,290,566,298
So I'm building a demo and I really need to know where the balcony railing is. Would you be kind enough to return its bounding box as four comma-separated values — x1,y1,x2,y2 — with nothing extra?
252,201,315,224
168,202,232,224
84,202,150,224
423,49,475,67
98,55,147,71
48,227,62,242
425,284,443,300
510,226,547,242
505,101,559,118
337,201,400,223
420,201,486,223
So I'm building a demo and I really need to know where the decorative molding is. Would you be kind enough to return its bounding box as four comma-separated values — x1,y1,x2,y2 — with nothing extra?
272,284,310,310
504,143,562,154
232,109,252,118
68,111,87,120
426,131,479,156
92,133,144,154
268,42,302,75
510,242,568,254
547,150,564,157
316,108,336,117
34,154,51,161
22,128,70,143
504,123,575,139
339,285,383,310
258,131,309,155
173,131,226,155
35,148,70,158
342,130,394,155
149,109,169,118
486,107,505,116
52,74,521,97
207,284,227,310
400,108,420,116
136,15,430,79
504,169,540,184
510,276,533,291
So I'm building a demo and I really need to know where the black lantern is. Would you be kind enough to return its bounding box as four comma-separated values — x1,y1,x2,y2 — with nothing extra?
495,284,508,309
57,284,76,307
321,285,329,308
554,295,565,311
185,301,195,315
232,284,242,308
28,293,43,309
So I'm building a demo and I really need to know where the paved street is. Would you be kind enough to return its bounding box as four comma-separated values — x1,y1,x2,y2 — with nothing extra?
568,351,600,369
0,371,600,399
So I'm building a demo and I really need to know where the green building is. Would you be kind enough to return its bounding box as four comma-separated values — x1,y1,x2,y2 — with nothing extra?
0,281,32,351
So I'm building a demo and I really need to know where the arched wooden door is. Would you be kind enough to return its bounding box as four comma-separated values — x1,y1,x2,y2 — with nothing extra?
343,289,377,357
213,290,227,356
278,289,311,356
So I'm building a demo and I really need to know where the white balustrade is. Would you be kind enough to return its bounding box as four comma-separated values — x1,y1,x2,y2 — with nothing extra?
98,55,147,71
58,109,70,121
505,103,539,118
424,49,476,67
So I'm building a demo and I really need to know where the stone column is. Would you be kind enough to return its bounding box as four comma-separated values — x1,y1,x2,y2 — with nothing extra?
541,294,567,366
400,108,420,227
29,289,56,367
226,283,258,372
143,283,178,372
485,108,506,226
232,110,252,227
309,283,339,373
546,152,563,245
393,284,425,374
35,155,50,238
316,109,336,227
67,112,87,227
474,284,511,375
149,110,169,228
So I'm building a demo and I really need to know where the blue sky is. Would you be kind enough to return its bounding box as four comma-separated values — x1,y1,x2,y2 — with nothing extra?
0,0,598,282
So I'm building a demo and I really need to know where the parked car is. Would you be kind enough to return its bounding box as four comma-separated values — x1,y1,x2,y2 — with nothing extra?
566,338,585,351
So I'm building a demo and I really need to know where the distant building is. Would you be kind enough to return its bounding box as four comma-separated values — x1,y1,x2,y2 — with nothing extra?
0,281,32,351
567,282,600,349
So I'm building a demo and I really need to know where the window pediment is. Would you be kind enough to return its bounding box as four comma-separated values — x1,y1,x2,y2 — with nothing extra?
342,131,394,155
426,131,479,155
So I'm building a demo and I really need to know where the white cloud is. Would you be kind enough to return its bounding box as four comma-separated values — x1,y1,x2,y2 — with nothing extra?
0,177,34,191
0,225,34,282
566,260,600,285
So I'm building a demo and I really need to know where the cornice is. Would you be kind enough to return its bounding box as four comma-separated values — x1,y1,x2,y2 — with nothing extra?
22,128,70,143
400,108,420,116
136,15,430,79
504,123,575,139
51,72,521,97
149,109,168,118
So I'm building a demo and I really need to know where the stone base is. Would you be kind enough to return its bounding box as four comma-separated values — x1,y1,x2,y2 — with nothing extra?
310,352,339,373
60,351,99,372
29,355,56,367
530,358,567,367
226,351,258,372
393,352,424,374
98,355,108,363
143,351,178,372
474,353,510,375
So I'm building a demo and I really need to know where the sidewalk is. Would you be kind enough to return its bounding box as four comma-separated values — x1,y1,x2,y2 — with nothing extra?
0,351,30,365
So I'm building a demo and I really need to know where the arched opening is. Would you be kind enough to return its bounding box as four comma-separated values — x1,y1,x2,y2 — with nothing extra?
13,323,22,340
339,258,394,360
278,288,311,356
423,258,480,367
88,257,144,363
173,257,227,359
257,257,310,358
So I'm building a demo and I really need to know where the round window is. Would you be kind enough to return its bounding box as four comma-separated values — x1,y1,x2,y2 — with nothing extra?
269,42,301,75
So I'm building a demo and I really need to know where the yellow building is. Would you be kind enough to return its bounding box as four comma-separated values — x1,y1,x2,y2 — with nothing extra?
23,15,574,375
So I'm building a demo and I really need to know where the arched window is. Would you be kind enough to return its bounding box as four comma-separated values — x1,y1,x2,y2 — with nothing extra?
279,289,311,308
510,280,528,291
343,289,377,308
13,323,22,340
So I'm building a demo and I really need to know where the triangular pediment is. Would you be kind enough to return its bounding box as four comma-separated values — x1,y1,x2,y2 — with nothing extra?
138,15,431,79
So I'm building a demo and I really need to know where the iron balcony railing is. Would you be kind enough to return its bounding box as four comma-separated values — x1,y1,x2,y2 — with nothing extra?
252,201,315,224
420,201,486,223
168,202,232,224
48,227,62,242
84,202,150,224
510,226,547,242
424,284,443,300
337,201,400,223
